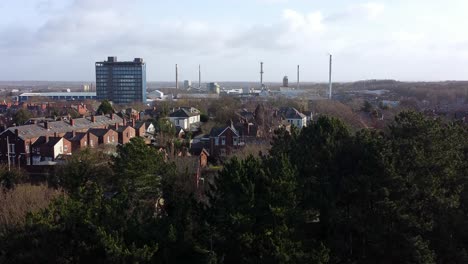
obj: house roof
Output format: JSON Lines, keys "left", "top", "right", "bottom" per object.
{"left": 175, "top": 126, "right": 185, "bottom": 134}
{"left": 31, "top": 136, "right": 47, "bottom": 148}
{"left": 169, "top": 108, "right": 199, "bottom": 118}
{"left": 237, "top": 110, "right": 255, "bottom": 122}
{"left": 69, "top": 132, "right": 87, "bottom": 142}
{"left": 44, "top": 137, "right": 62, "bottom": 148}
{"left": 89, "top": 128, "right": 112, "bottom": 137}
{"left": 209, "top": 126, "right": 239, "bottom": 137}
{"left": 1, "top": 114, "right": 122, "bottom": 140}
{"left": 279, "top": 107, "right": 306, "bottom": 119}
{"left": 114, "top": 125, "right": 134, "bottom": 133}
{"left": 134, "top": 121, "right": 146, "bottom": 129}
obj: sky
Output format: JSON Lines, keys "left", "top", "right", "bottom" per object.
{"left": 1, "top": 0, "right": 468, "bottom": 82}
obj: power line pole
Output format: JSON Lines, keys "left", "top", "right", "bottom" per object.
{"left": 7, "top": 136, "right": 10, "bottom": 171}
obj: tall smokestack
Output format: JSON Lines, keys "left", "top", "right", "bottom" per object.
{"left": 329, "top": 54, "right": 333, "bottom": 100}
{"left": 198, "top": 64, "right": 201, "bottom": 89}
{"left": 175, "top": 64, "right": 179, "bottom": 89}
{"left": 297, "top": 65, "right": 300, "bottom": 89}
{"left": 260, "top": 62, "right": 264, "bottom": 88}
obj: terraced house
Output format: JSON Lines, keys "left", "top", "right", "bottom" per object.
{"left": 0, "top": 114, "right": 123, "bottom": 166}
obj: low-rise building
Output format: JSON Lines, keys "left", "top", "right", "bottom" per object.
{"left": 114, "top": 125, "right": 135, "bottom": 145}
{"left": 209, "top": 124, "right": 243, "bottom": 158}
{"left": 168, "top": 107, "right": 201, "bottom": 131}
{"left": 89, "top": 128, "right": 118, "bottom": 145}
{"left": 278, "top": 107, "right": 307, "bottom": 129}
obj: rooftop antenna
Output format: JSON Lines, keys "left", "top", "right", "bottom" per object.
{"left": 260, "top": 62, "right": 264, "bottom": 88}
{"left": 198, "top": 64, "right": 201, "bottom": 89}
{"left": 297, "top": 65, "right": 300, "bottom": 89}
{"left": 329, "top": 54, "right": 333, "bottom": 100}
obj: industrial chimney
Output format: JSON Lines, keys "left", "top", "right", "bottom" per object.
{"left": 260, "top": 62, "right": 264, "bottom": 88}
{"left": 175, "top": 64, "right": 179, "bottom": 90}
{"left": 198, "top": 64, "right": 201, "bottom": 89}
{"left": 297, "top": 65, "right": 300, "bottom": 89}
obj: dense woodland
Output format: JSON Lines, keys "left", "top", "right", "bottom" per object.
{"left": 0, "top": 111, "right": 467, "bottom": 263}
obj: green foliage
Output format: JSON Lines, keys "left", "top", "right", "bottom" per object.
{"left": 206, "top": 155, "right": 317, "bottom": 263}
{"left": 12, "top": 109, "right": 32, "bottom": 125}
{"left": 1, "top": 110, "right": 467, "bottom": 263}
{"left": 113, "top": 137, "right": 169, "bottom": 200}
{"left": 156, "top": 118, "right": 176, "bottom": 137}
{"left": 51, "top": 148, "right": 113, "bottom": 196}
{"left": 268, "top": 111, "right": 468, "bottom": 263}
{"left": 0, "top": 166, "right": 25, "bottom": 190}
{"left": 200, "top": 113, "right": 209, "bottom": 123}
{"left": 97, "top": 100, "right": 114, "bottom": 115}
{"left": 361, "top": 100, "right": 373, "bottom": 112}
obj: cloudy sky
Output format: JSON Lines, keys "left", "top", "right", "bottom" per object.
{"left": 1, "top": 0, "right": 468, "bottom": 82}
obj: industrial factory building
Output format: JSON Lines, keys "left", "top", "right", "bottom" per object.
{"left": 18, "top": 92, "right": 97, "bottom": 102}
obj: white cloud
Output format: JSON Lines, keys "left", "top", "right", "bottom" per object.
{"left": 283, "top": 9, "right": 325, "bottom": 33}
{"left": 360, "top": 2, "right": 385, "bottom": 20}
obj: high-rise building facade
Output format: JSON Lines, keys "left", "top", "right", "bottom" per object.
{"left": 96, "top": 57, "right": 147, "bottom": 104}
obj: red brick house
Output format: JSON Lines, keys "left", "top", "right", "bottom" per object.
{"left": 31, "top": 136, "right": 71, "bottom": 164}
{"left": 115, "top": 125, "right": 135, "bottom": 145}
{"left": 39, "top": 137, "right": 72, "bottom": 160}
{"left": 65, "top": 131, "right": 98, "bottom": 152}
{"left": 133, "top": 121, "right": 146, "bottom": 138}
{"left": 89, "top": 128, "right": 117, "bottom": 146}
{"left": 209, "top": 125, "right": 243, "bottom": 158}
{"left": 0, "top": 114, "right": 122, "bottom": 166}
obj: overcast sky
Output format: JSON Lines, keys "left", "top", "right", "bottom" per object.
{"left": 1, "top": 0, "right": 468, "bottom": 82}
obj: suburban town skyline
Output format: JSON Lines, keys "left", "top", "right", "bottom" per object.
{"left": 1, "top": 0, "right": 468, "bottom": 82}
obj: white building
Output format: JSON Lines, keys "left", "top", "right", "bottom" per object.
{"left": 168, "top": 107, "right": 201, "bottom": 131}
{"left": 279, "top": 107, "right": 308, "bottom": 129}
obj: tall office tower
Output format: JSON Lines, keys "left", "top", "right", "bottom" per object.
{"left": 95, "top": 56, "right": 147, "bottom": 104}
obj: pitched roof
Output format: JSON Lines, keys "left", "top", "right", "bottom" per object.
{"left": 209, "top": 126, "right": 239, "bottom": 137}
{"left": 114, "top": 125, "right": 134, "bottom": 133}
{"left": 279, "top": 107, "right": 306, "bottom": 119}
{"left": 44, "top": 137, "right": 62, "bottom": 147}
{"left": 169, "top": 108, "right": 199, "bottom": 118}
{"left": 134, "top": 121, "right": 146, "bottom": 129}
{"left": 89, "top": 128, "right": 112, "bottom": 137}
{"left": 31, "top": 136, "right": 47, "bottom": 148}
{"left": 1, "top": 115, "right": 122, "bottom": 140}
{"left": 69, "top": 132, "right": 87, "bottom": 142}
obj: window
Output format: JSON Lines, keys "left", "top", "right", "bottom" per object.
{"left": 221, "top": 136, "right": 226, "bottom": 145}
{"left": 107, "top": 136, "right": 110, "bottom": 143}
{"left": 90, "top": 139, "right": 94, "bottom": 147}
{"left": 233, "top": 137, "right": 238, "bottom": 146}
{"left": 215, "top": 137, "right": 219, "bottom": 146}
{"left": 297, "top": 120, "right": 300, "bottom": 126}
{"left": 112, "top": 136, "right": 115, "bottom": 142}
{"left": 64, "top": 145, "right": 68, "bottom": 152}
{"left": 25, "top": 145, "right": 29, "bottom": 152}
{"left": 8, "top": 144, "right": 15, "bottom": 154}
{"left": 84, "top": 141, "right": 87, "bottom": 146}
